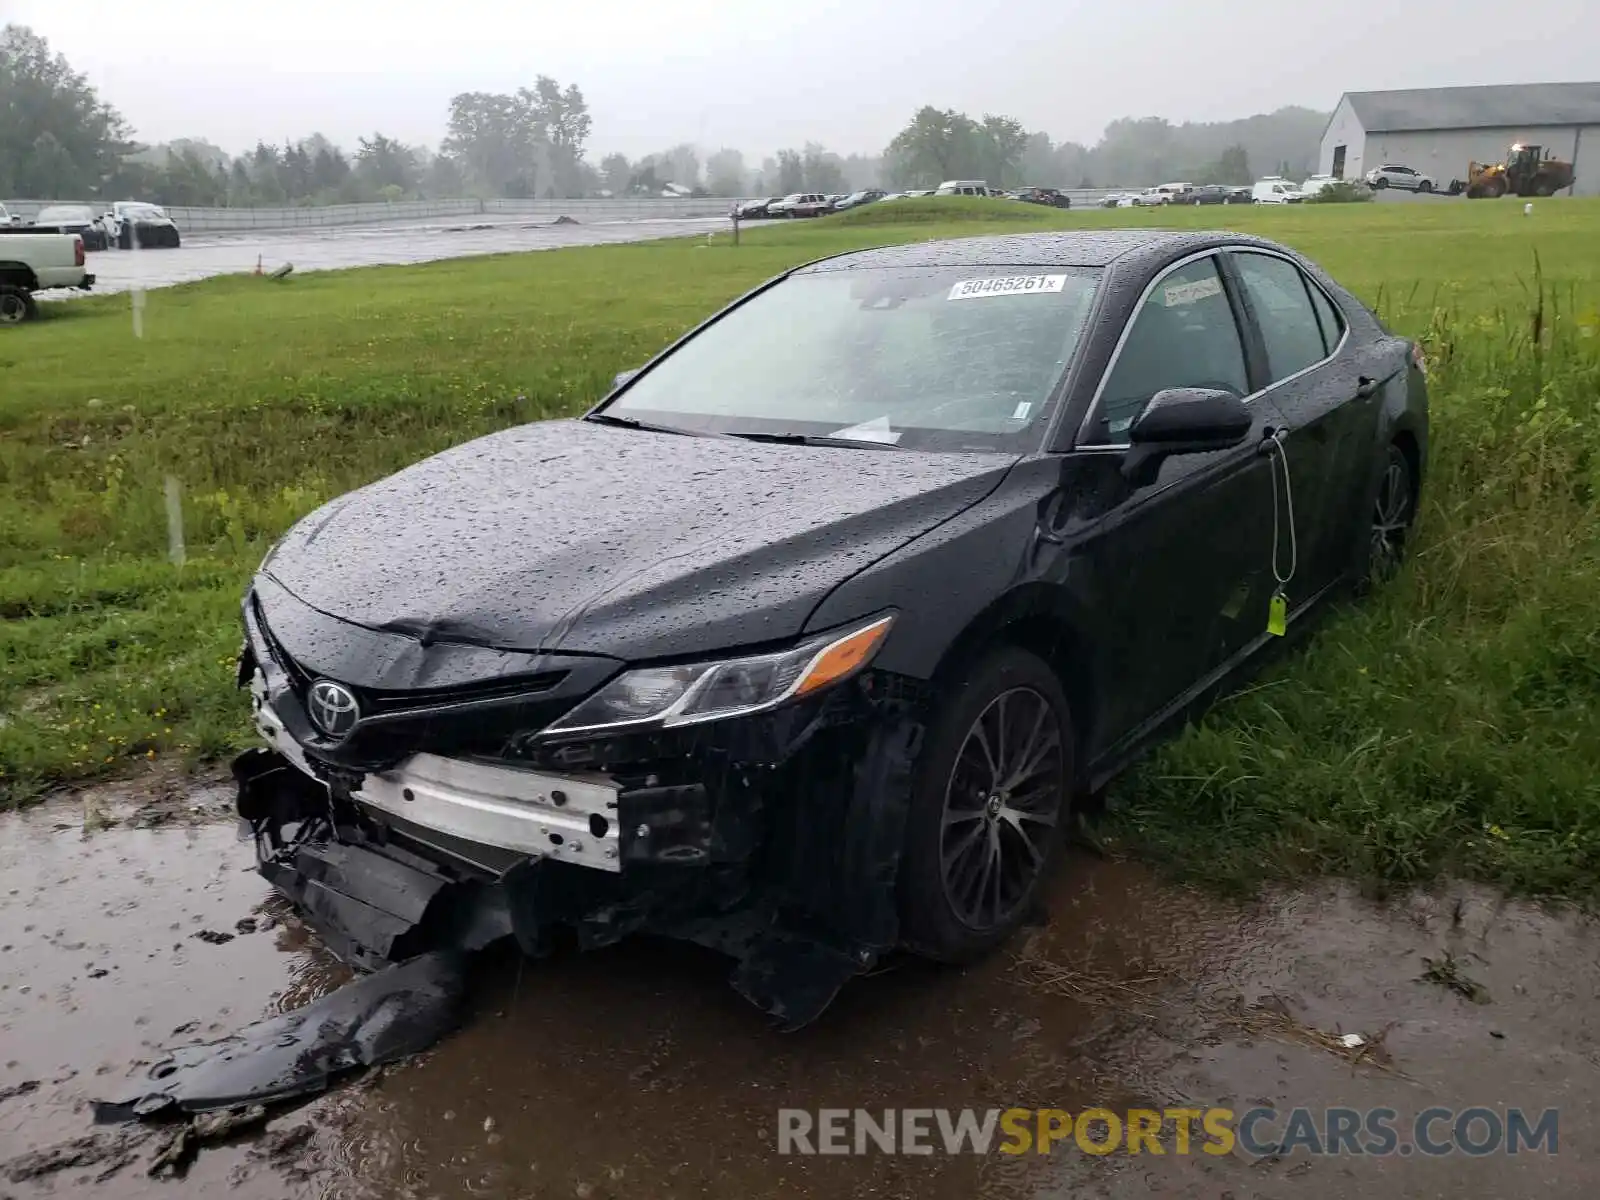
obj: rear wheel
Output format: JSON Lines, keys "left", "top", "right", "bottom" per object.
{"left": 0, "top": 285, "right": 37, "bottom": 325}
{"left": 899, "top": 647, "right": 1073, "bottom": 962}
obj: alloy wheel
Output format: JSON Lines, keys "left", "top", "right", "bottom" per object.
{"left": 1370, "top": 449, "right": 1413, "bottom": 577}
{"left": 939, "top": 687, "right": 1065, "bottom": 930}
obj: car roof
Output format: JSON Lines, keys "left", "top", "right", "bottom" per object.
{"left": 796, "top": 230, "right": 1252, "bottom": 272}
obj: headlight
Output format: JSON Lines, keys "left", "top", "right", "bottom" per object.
{"left": 542, "top": 613, "right": 895, "bottom": 738}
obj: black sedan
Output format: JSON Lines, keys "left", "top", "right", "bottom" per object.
{"left": 1183, "top": 185, "right": 1240, "bottom": 206}
{"left": 1014, "top": 186, "right": 1072, "bottom": 208}
{"left": 235, "top": 231, "right": 1427, "bottom": 1025}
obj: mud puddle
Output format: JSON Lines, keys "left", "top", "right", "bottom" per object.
{"left": 3, "top": 782, "right": 1596, "bottom": 1198}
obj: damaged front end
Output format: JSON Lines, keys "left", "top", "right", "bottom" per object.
{"left": 234, "top": 584, "right": 927, "bottom": 1028}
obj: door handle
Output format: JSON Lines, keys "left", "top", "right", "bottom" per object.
{"left": 1355, "top": 376, "right": 1381, "bottom": 399}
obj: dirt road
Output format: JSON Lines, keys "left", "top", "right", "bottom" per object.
{"left": 2, "top": 778, "right": 1595, "bottom": 1198}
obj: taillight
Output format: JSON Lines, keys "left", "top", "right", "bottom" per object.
{"left": 74, "top": 236, "right": 85, "bottom": 267}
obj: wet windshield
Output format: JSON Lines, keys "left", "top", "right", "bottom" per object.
{"left": 604, "top": 265, "right": 1101, "bottom": 451}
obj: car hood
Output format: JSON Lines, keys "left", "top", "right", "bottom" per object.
{"left": 261, "top": 419, "right": 1016, "bottom": 662}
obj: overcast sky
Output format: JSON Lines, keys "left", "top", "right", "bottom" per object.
{"left": 8, "top": 0, "right": 1596, "bottom": 159}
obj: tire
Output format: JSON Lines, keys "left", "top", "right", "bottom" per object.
{"left": 167, "top": 228, "right": 181, "bottom": 248}
{"left": 0, "top": 285, "right": 37, "bottom": 325}
{"left": 1356, "top": 442, "right": 1418, "bottom": 590}
{"left": 1418, "top": 179, "right": 1432, "bottom": 193}
{"left": 1374, "top": 177, "right": 1388, "bottom": 189}
{"left": 1534, "top": 179, "right": 1557, "bottom": 198}
{"left": 117, "top": 226, "right": 132, "bottom": 249}
{"left": 899, "top": 646, "right": 1075, "bottom": 962}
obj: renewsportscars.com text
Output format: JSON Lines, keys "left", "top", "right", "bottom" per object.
{"left": 777, "top": 1106, "right": 1559, "bottom": 1158}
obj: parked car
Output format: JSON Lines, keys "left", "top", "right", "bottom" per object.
{"left": 1227, "top": 186, "right": 1253, "bottom": 204}
{"left": 833, "top": 190, "right": 886, "bottom": 211}
{"left": 0, "top": 231, "right": 96, "bottom": 323}
{"left": 1299, "top": 175, "right": 1344, "bottom": 198}
{"left": 1013, "top": 186, "right": 1071, "bottom": 209}
{"left": 29, "top": 204, "right": 111, "bottom": 250}
{"left": 235, "top": 229, "right": 1427, "bottom": 1027}
{"left": 1153, "top": 182, "right": 1195, "bottom": 204}
{"left": 0, "top": 203, "right": 23, "bottom": 226}
{"left": 1130, "top": 188, "right": 1168, "bottom": 207}
{"left": 735, "top": 197, "right": 782, "bottom": 219}
{"left": 1252, "top": 178, "right": 1306, "bottom": 204}
{"left": 1364, "top": 164, "right": 1435, "bottom": 193}
{"left": 1181, "top": 185, "right": 1235, "bottom": 206}
{"left": 770, "top": 193, "right": 830, "bottom": 218}
{"left": 104, "top": 201, "right": 182, "bottom": 248}
{"left": 1100, "top": 192, "right": 1131, "bottom": 208}
{"left": 935, "top": 180, "right": 993, "bottom": 196}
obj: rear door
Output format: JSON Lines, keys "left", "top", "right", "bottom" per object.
{"left": 1060, "top": 253, "right": 1286, "bottom": 754}
{"left": 1223, "top": 249, "right": 1391, "bottom": 600}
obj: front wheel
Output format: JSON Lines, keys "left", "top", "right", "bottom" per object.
{"left": 899, "top": 646, "right": 1074, "bottom": 962}
{"left": 1374, "top": 177, "right": 1389, "bottom": 189}
{"left": 1418, "top": 179, "right": 1433, "bottom": 193}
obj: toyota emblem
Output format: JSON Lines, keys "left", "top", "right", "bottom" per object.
{"left": 307, "top": 679, "right": 360, "bottom": 740}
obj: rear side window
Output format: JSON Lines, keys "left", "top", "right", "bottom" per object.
{"left": 1232, "top": 252, "right": 1329, "bottom": 381}
{"left": 1305, "top": 277, "right": 1345, "bottom": 355}
{"left": 1087, "top": 256, "right": 1249, "bottom": 443}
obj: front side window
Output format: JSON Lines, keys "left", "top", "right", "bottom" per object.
{"left": 1232, "top": 252, "right": 1330, "bottom": 381}
{"left": 606, "top": 265, "right": 1102, "bottom": 452}
{"left": 1084, "top": 256, "right": 1249, "bottom": 445}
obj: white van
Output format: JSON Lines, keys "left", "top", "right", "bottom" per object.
{"left": 935, "top": 180, "right": 993, "bottom": 196}
{"left": 1252, "top": 177, "right": 1305, "bottom": 204}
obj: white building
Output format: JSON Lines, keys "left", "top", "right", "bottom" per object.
{"left": 1319, "top": 83, "right": 1600, "bottom": 195}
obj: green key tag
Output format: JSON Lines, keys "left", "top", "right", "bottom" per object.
{"left": 1267, "top": 591, "right": 1288, "bottom": 637}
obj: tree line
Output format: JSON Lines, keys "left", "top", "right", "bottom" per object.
{"left": 3, "top": 22, "right": 1325, "bottom": 208}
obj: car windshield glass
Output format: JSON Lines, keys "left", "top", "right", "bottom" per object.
{"left": 120, "top": 204, "right": 163, "bottom": 219}
{"left": 38, "top": 206, "right": 91, "bottom": 223}
{"left": 604, "top": 266, "right": 1102, "bottom": 452}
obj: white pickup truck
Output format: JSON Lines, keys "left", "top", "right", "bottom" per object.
{"left": 0, "top": 229, "right": 97, "bottom": 324}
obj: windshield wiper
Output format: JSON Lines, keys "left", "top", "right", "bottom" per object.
{"left": 722, "top": 431, "right": 904, "bottom": 451}
{"left": 584, "top": 412, "right": 709, "bottom": 437}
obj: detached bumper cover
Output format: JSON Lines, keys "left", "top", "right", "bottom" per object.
{"left": 235, "top": 670, "right": 928, "bottom": 1027}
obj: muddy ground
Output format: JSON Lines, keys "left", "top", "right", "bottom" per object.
{"left": 2, "top": 775, "right": 1596, "bottom": 1199}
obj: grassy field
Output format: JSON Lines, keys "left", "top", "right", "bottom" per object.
{"left": 3, "top": 196, "right": 1597, "bottom": 896}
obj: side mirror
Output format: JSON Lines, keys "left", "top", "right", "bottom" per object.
{"left": 1121, "top": 387, "right": 1251, "bottom": 484}
{"left": 611, "top": 368, "right": 640, "bottom": 390}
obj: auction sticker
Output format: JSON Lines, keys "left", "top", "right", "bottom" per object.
{"left": 948, "top": 274, "right": 1068, "bottom": 301}
{"left": 1162, "top": 276, "right": 1223, "bottom": 307}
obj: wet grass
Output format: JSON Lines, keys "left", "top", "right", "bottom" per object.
{"left": 2, "top": 196, "right": 1598, "bottom": 900}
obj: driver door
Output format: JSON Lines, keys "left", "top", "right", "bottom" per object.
{"left": 1060, "top": 254, "right": 1285, "bottom": 757}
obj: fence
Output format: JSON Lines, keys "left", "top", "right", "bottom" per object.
{"left": 2, "top": 196, "right": 739, "bottom": 232}
{"left": 6, "top": 191, "right": 1148, "bottom": 233}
